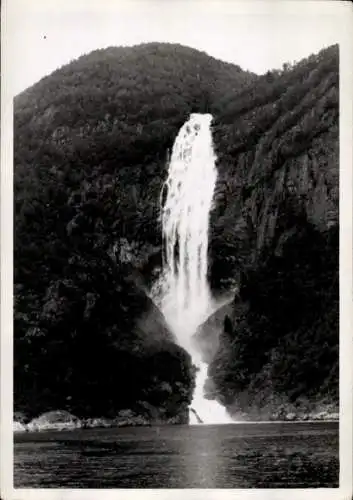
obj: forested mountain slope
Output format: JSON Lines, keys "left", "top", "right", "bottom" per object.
{"left": 14, "top": 42, "right": 338, "bottom": 421}
{"left": 14, "top": 43, "right": 254, "bottom": 421}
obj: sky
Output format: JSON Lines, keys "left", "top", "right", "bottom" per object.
{"left": 4, "top": 0, "right": 350, "bottom": 96}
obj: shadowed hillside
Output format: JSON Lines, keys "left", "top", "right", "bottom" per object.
{"left": 14, "top": 42, "right": 338, "bottom": 421}
{"left": 14, "top": 43, "right": 254, "bottom": 422}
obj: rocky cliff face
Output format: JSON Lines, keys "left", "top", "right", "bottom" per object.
{"left": 14, "top": 42, "right": 338, "bottom": 421}
{"left": 209, "top": 45, "right": 338, "bottom": 291}
{"left": 199, "top": 223, "right": 338, "bottom": 418}
{"left": 195, "top": 45, "right": 339, "bottom": 418}
{"left": 193, "top": 299, "right": 235, "bottom": 364}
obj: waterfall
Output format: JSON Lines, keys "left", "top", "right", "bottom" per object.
{"left": 155, "top": 113, "right": 232, "bottom": 425}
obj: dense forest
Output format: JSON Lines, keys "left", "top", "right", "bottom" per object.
{"left": 14, "top": 42, "right": 338, "bottom": 421}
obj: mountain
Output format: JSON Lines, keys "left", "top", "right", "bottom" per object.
{"left": 14, "top": 42, "right": 254, "bottom": 421}
{"left": 14, "top": 42, "right": 338, "bottom": 421}
{"left": 206, "top": 44, "right": 339, "bottom": 418}
{"left": 15, "top": 42, "right": 256, "bottom": 287}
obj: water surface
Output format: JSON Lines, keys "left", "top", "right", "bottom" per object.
{"left": 14, "top": 421, "right": 339, "bottom": 488}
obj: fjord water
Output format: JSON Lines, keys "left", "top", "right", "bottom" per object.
{"left": 14, "top": 422, "right": 339, "bottom": 488}
{"left": 155, "top": 113, "right": 232, "bottom": 424}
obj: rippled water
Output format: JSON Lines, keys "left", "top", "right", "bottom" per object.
{"left": 14, "top": 422, "right": 339, "bottom": 488}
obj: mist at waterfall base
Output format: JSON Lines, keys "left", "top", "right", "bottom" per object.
{"left": 153, "top": 113, "right": 233, "bottom": 425}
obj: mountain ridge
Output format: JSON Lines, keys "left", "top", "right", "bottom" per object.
{"left": 14, "top": 42, "right": 338, "bottom": 421}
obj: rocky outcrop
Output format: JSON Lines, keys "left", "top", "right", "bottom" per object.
{"left": 25, "top": 411, "right": 82, "bottom": 432}
{"left": 229, "top": 396, "right": 339, "bottom": 422}
{"left": 14, "top": 407, "right": 193, "bottom": 433}
{"left": 14, "top": 422, "right": 27, "bottom": 433}
{"left": 193, "top": 298, "right": 235, "bottom": 364}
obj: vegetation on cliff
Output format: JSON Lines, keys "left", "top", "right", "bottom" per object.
{"left": 14, "top": 42, "right": 338, "bottom": 419}
{"left": 208, "top": 220, "right": 338, "bottom": 415}
{"left": 14, "top": 42, "right": 253, "bottom": 420}
{"left": 210, "top": 44, "right": 338, "bottom": 290}
{"left": 15, "top": 249, "right": 195, "bottom": 420}
{"left": 205, "top": 45, "right": 339, "bottom": 414}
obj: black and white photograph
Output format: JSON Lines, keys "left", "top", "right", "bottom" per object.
{"left": 1, "top": 0, "right": 352, "bottom": 498}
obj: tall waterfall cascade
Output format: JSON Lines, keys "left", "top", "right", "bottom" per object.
{"left": 154, "top": 113, "right": 232, "bottom": 425}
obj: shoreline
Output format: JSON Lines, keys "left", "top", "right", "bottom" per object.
{"left": 14, "top": 417, "right": 339, "bottom": 434}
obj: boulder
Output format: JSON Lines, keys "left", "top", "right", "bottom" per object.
{"left": 27, "top": 410, "right": 82, "bottom": 431}
{"left": 14, "top": 421, "right": 27, "bottom": 432}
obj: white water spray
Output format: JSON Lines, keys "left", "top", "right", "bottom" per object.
{"left": 156, "top": 113, "right": 232, "bottom": 425}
